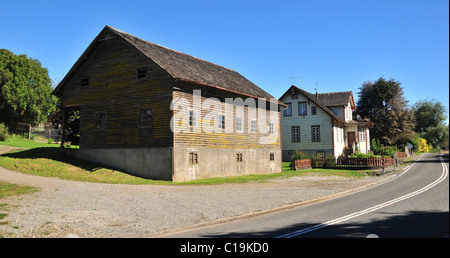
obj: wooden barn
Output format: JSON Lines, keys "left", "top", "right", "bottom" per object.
{"left": 53, "top": 26, "right": 284, "bottom": 182}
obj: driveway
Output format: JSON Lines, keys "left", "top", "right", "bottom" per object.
{"left": 0, "top": 146, "right": 391, "bottom": 238}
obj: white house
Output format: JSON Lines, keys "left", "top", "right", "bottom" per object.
{"left": 280, "top": 85, "right": 372, "bottom": 161}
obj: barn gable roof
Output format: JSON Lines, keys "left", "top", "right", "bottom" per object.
{"left": 54, "top": 26, "right": 275, "bottom": 101}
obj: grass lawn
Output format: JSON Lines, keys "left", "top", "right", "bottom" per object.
{"left": 0, "top": 136, "right": 375, "bottom": 185}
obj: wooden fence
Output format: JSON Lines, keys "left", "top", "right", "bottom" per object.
{"left": 8, "top": 123, "right": 60, "bottom": 142}
{"left": 293, "top": 152, "right": 406, "bottom": 170}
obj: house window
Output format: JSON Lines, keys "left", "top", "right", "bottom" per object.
{"left": 316, "top": 151, "right": 325, "bottom": 158}
{"left": 189, "top": 110, "right": 197, "bottom": 127}
{"left": 136, "top": 67, "right": 148, "bottom": 79}
{"left": 140, "top": 108, "right": 153, "bottom": 126}
{"left": 251, "top": 120, "right": 257, "bottom": 133}
{"left": 95, "top": 112, "right": 107, "bottom": 129}
{"left": 298, "top": 102, "right": 307, "bottom": 116}
{"left": 218, "top": 115, "right": 225, "bottom": 130}
{"left": 236, "top": 153, "right": 243, "bottom": 162}
{"left": 270, "top": 153, "right": 275, "bottom": 161}
{"left": 291, "top": 92, "right": 298, "bottom": 99}
{"left": 236, "top": 117, "right": 242, "bottom": 132}
{"left": 292, "top": 126, "right": 300, "bottom": 143}
{"left": 336, "top": 126, "right": 344, "bottom": 142}
{"left": 311, "top": 106, "right": 317, "bottom": 115}
{"left": 311, "top": 125, "right": 320, "bottom": 142}
{"left": 284, "top": 103, "right": 292, "bottom": 116}
{"left": 80, "top": 78, "right": 89, "bottom": 87}
{"left": 336, "top": 127, "right": 341, "bottom": 142}
{"left": 189, "top": 152, "right": 198, "bottom": 165}
{"left": 359, "top": 127, "right": 366, "bottom": 141}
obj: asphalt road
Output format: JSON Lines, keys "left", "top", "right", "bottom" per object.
{"left": 161, "top": 153, "right": 449, "bottom": 238}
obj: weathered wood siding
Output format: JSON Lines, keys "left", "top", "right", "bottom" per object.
{"left": 172, "top": 83, "right": 281, "bottom": 151}
{"left": 61, "top": 37, "right": 173, "bottom": 148}
{"left": 171, "top": 83, "right": 282, "bottom": 181}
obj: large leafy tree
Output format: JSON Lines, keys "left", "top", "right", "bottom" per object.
{"left": 356, "top": 77, "right": 415, "bottom": 146}
{"left": 0, "top": 49, "right": 57, "bottom": 125}
{"left": 413, "top": 99, "right": 448, "bottom": 148}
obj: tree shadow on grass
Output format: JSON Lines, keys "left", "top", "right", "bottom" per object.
{"left": 0, "top": 147, "right": 105, "bottom": 172}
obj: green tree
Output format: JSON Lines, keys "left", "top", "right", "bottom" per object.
{"left": 413, "top": 99, "right": 447, "bottom": 132}
{"left": 0, "top": 49, "right": 57, "bottom": 125}
{"left": 356, "top": 77, "right": 415, "bottom": 146}
{"left": 413, "top": 99, "right": 448, "bottom": 149}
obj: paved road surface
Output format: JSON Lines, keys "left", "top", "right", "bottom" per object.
{"left": 161, "top": 153, "right": 449, "bottom": 238}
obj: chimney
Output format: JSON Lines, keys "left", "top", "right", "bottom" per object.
{"left": 315, "top": 91, "right": 318, "bottom": 100}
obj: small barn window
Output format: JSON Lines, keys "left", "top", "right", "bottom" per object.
{"left": 250, "top": 120, "right": 257, "bottom": 133}
{"left": 218, "top": 115, "right": 225, "bottom": 129}
{"left": 270, "top": 153, "right": 275, "bottom": 161}
{"left": 95, "top": 112, "right": 107, "bottom": 129}
{"left": 140, "top": 108, "right": 153, "bottom": 126}
{"left": 189, "top": 110, "right": 197, "bottom": 127}
{"left": 236, "top": 117, "right": 242, "bottom": 132}
{"left": 136, "top": 67, "right": 148, "bottom": 79}
{"left": 189, "top": 152, "right": 198, "bottom": 165}
{"left": 269, "top": 123, "right": 274, "bottom": 134}
{"left": 80, "top": 78, "right": 89, "bottom": 87}
{"left": 236, "top": 153, "right": 243, "bottom": 162}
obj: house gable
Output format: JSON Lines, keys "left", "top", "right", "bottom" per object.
{"left": 279, "top": 86, "right": 344, "bottom": 123}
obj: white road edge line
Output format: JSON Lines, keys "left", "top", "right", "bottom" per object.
{"left": 276, "top": 154, "right": 448, "bottom": 238}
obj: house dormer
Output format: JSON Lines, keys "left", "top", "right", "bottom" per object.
{"left": 316, "top": 91, "right": 355, "bottom": 122}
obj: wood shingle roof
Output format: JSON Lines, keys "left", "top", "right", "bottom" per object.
{"left": 54, "top": 26, "right": 275, "bottom": 101}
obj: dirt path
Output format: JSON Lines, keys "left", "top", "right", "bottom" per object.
{"left": 0, "top": 145, "right": 391, "bottom": 238}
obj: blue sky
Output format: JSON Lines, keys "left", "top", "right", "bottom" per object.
{"left": 2, "top": 0, "right": 449, "bottom": 123}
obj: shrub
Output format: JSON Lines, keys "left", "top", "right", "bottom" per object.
{"left": 381, "top": 145, "right": 398, "bottom": 157}
{"left": 371, "top": 138, "right": 383, "bottom": 155}
{"left": 290, "top": 151, "right": 311, "bottom": 169}
{"left": 349, "top": 151, "right": 382, "bottom": 158}
{"left": 48, "top": 138, "right": 54, "bottom": 144}
{"left": 0, "top": 123, "right": 10, "bottom": 141}
{"left": 418, "top": 138, "right": 429, "bottom": 153}
{"left": 290, "top": 151, "right": 310, "bottom": 160}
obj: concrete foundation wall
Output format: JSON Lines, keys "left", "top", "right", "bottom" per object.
{"left": 173, "top": 146, "right": 282, "bottom": 182}
{"left": 73, "top": 147, "right": 173, "bottom": 180}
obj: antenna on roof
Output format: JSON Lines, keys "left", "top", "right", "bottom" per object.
{"left": 289, "top": 57, "right": 302, "bottom": 85}
{"left": 315, "top": 81, "right": 319, "bottom": 100}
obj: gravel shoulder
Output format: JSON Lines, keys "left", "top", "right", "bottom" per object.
{"left": 0, "top": 146, "right": 397, "bottom": 238}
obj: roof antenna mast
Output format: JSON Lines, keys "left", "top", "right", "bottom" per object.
{"left": 315, "top": 81, "right": 319, "bottom": 100}
{"left": 289, "top": 57, "right": 302, "bottom": 85}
